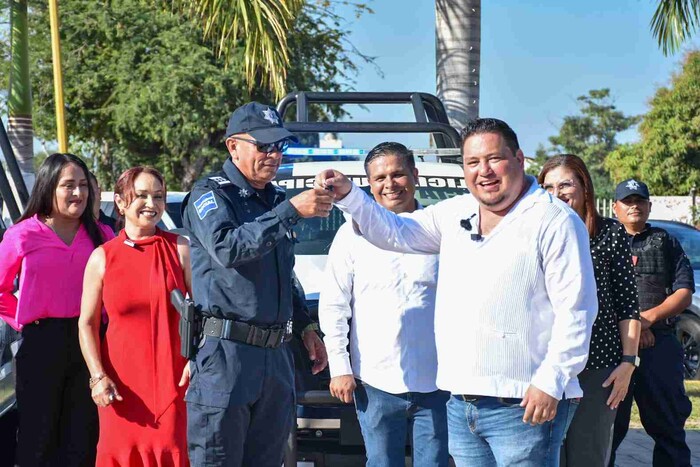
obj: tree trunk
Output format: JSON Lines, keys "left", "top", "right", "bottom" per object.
{"left": 98, "top": 139, "right": 113, "bottom": 189}
{"left": 436, "top": 0, "right": 481, "bottom": 131}
{"left": 180, "top": 154, "right": 208, "bottom": 191}
{"left": 8, "top": 0, "right": 35, "bottom": 192}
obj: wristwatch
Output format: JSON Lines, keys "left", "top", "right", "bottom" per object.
{"left": 621, "top": 355, "right": 640, "bottom": 367}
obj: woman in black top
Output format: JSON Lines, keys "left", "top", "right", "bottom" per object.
{"left": 539, "top": 154, "right": 640, "bottom": 467}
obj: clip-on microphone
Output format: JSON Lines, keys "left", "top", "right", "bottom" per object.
{"left": 460, "top": 213, "right": 482, "bottom": 241}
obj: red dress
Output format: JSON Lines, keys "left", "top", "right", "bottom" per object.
{"left": 97, "top": 229, "right": 189, "bottom": 466}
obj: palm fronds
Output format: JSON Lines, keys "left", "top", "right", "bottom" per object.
{"left": 651, "top": 0, "right": 700, "bottom": 56}
{"left": 173, "top": 0, "right": 304, "bottom": 99}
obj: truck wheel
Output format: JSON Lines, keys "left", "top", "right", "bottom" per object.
{"left": 677, "top": 313, "right": 700, "bottom": 380}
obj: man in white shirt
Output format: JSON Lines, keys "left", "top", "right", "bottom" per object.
{"left": 314, "top": 119, "right": 598, "bottom": 467}
{"left": 319, "top": 142, "right": 449, "bottom": 467}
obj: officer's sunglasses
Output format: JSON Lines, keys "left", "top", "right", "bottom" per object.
{"left": 229, "top": 136, "right": 289, "bottom": 154}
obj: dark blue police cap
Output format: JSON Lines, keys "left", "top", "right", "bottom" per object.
{"left": 225, "top": 102, "right": 298, "bottom": 144}
{"left": 615, "top": 178, "right": 650, "bottom": 201}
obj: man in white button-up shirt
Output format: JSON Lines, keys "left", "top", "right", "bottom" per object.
{"left": 319, "top": 142, "right": 449, "bottom": 466}
{"left": 315, "top": 119, "right": 598, "bottom": 467}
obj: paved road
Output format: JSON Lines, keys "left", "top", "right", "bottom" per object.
{"left": 296, "top": 429, "right": 700, "bottom": 466}
{"left": 615, "top": 429, "right": 700, "bottom": 466}
{"left": 1, "top": 410, "right": 696, "bottom": 467}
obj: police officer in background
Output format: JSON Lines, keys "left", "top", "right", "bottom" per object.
{"left": 609, "top": 179, "right": 694, "bottom": 467}
{"left": 183, "top": 102, "right": 330, "bottom": 466}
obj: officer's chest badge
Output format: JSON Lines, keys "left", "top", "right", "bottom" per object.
{"left": 239, "top": 188, "right": 250, "bottom": 198}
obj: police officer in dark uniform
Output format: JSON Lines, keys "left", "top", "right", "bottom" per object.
{"left": 182, "top": 102, "right": 331, "bottom": 466}
{"left": 609, "top": 179, "right": 694, "bottom": 467}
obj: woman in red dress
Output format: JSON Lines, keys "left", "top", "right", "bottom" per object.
{"left": 79, "top": 167, "right": 191, "bottom": 466}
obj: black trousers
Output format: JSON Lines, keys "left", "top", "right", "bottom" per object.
{"left": 186, "top": 338, "right": 295, "bottom": 467}
{"left": 609, "top": 331, "right": 692, "bottom": 467}
{"left": 15, "top": 318, "right": 97, "bottom": 467}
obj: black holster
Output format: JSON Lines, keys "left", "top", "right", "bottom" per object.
{"left": 170, "top": 289, "right": 202, "bottom": 360}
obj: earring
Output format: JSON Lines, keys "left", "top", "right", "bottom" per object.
{"left": 119, "top": 209, "right": 124, "bottom": 215}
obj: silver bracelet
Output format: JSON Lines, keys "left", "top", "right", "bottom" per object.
{"left": 89, "top": 373, "right": 106, "bottom": 389}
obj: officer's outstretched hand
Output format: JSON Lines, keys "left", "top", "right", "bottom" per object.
{"left": 302, "top": 329, "right": 328, "bottom": 374}
{"left": 315, "top": 169, "right": 352, "bottom": 200}
{"left": 290, "top": 188, "right": 334, "bottom": 218}
{"left": 330, "top": 375, "right": 356, "bottom": 404}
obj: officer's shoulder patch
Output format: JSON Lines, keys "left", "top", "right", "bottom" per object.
{"left": 208, "top": 176, "right": 233, "bottom": 187}
{"left": 193, "top": 191, "right": 218, "bottom": 220}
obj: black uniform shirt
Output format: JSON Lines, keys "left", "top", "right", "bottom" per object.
{"left": 628, "top": 224, "right": 695, "bottom": 293}
{"left": 182, "top": 158, "right": 313, "bottom": 333}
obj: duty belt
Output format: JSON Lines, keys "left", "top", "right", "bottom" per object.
{"left": 202, "top": 317, "right": 292, "bottom": 348}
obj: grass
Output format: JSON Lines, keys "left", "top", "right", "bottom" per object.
{"left": 630, "top": 381, "right": 700, "bottom": 429}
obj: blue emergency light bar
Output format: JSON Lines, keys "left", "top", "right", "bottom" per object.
{"left": 284, "top": 147, "right": 367, "bottom": 157}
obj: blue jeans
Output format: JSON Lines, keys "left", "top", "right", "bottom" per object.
{"left": 447, "top": 395, "right": 577, "bottom": 467}
{"left": 354, "top": 382, "right": 450, "bottom": 467}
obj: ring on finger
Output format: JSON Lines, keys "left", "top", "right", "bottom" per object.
{"left": 109, "top": 393, "right": 115, "bottom": 402}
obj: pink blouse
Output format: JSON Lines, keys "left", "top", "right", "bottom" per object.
{"left": 0, "top": 215, "right": 115, "bottom": 330}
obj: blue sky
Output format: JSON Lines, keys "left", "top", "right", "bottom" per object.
{"left": 332, "top": 0, "right": 700, "bottom": 156}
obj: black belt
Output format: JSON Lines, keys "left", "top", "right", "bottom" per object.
{"left": 456, "top": 394, "right": 522, "bottom": 404}
{"left": 202, "top": 317, "right": 292, "bottom": 348}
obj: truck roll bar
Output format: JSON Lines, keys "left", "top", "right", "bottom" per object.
{"left": 277, "top": 91, "right": 460, "bottom": 149}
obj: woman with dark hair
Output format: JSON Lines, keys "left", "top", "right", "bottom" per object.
{"left": 79, "top": 166, "right": 191, "bottom": 466}
{"left": 538, "top": 154, "right": 641, "bottom": 467}
{"left": 0, "top": 153, "right": 114, "bottom": 466}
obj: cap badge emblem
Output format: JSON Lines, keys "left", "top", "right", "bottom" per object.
{"left": 626, "top": 180, "right": 640, "bottom": 190}
{"left": 262, "top": 108, "right": 279, "bottom": 125}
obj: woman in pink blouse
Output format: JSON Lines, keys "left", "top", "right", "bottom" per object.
{"left": 0, "top": 153, "right": 114, "bottom": 466}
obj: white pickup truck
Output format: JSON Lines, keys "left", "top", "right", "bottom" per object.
{"left": 273, "top": 159, "right": 467, "bottom": 301}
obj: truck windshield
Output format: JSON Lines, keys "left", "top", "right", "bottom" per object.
{"left": 276, "top": 175, "right": 468, "bottom": 255}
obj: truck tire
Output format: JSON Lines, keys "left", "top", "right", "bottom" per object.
{"left": 676, "top": 313, "right": 700, "bottom": 380}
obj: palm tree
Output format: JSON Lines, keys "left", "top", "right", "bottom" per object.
{"left": 435, "top": 0, "right": 481, "bottom": 131}
{"left": 172, "top": 0, "right": 304, "bottom": 99}
{"left": 8, "top": 0, "right": 34, "bottom": 193}
{"left": 8, "top": 0, "right": 300, "bottom": 191}
{"left": 651, "top": 0, "right": 700, "bottom": 55}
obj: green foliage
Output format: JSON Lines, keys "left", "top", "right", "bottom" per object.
{"left": 651, "top": 0, "right": 700, "bottom": 56}
{"left": 169, "top": 0, "right": 304, "bottom": 99}
{"left": 3, "top": 0, "right": 369, "bottom": 190}
{"left": 525, "top": 144, "right": 549, "bottom": 177}
{"left": 606, "top": 50, "right": 700, "bottom": 195}
{"left": 534, "top": 89, "right": 640, "bottom": 198}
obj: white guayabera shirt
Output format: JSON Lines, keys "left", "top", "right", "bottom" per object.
{"left": 319, "top": 206, "right": 440, "bottom": 395}
{"left": 333, "top": 176, "right": 599, "bottom": 400}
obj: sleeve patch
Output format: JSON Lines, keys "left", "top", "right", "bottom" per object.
{"left": 194, "top": 191, "right": 218, "bottom": 220}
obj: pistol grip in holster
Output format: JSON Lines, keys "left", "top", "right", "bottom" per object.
{"left": 170, "top": 289, "right": 202, "bottom": 360}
